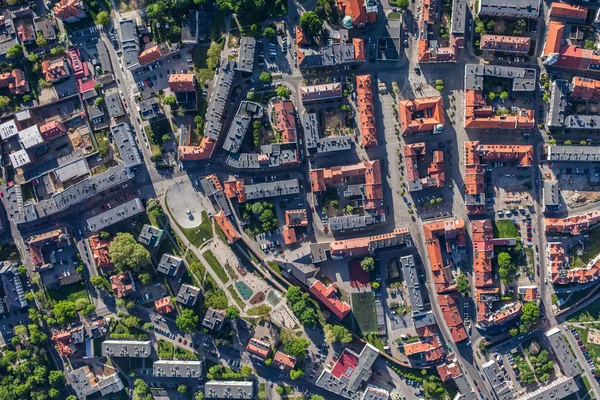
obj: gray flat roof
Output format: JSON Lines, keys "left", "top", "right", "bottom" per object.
{"left": 101, "top": 340, "right": 152, "bottom": 358}
{"left": 400, "top": 255, "right": 427, "bottom": 318}
{"left": 451, "top": 0, "right": 466, "bottom": 34}
{"left": 223, "top": 101, "right": 262, "bottom": 153}
{"left": 111, "top": 123, "right": 142, "bottom": 169}
{"left": 153, "top": 360, "right": 202, "bottom": 378}
{"left": 67, "top": 366, "right": 124, "bottom": 399}
{"left": 547, "top": 145, "right": 600, "bottom": 162}
{"left": 205, "top": 380, "right": 254, "bottom": 399}
{"left": 237, "top": 36, "right": 256, "bottom": 73}
{"left": 105, "top": 88, "right": 125, "bottom": 118}
{"left": 464, "top": 64, "right": 536, "bottom": 92}
{"left": 157, "top": 253, "right": 183, "bottom": 277}
{"left": 478, "top": 0, "right": 540, "bottom": 18}
{"left": 139, "top": 97, "right": 162, "bottom": 120}
{"left": 482, "top": 360, "right": 513, "bottom": 400}
{"left": 18, "top": 125, "right": 43, "bottom": 149}
{"left": 177, "top": 283, "right": 201, "bottom": 307}
{"left": 545, "top": 327, "right": 582, "bottom": 377}
{"left": 96, "top": 41, "right": 112, "bottom": 73}
{"left": 328, "top": 215, "right": 380, "bottom": 231}
{"left": 9, "top": 149, "right": 31, "bottom": 168}
{"left": 122, "top": 47, "right": 139, "bottom": 69}
{"left": 86, "top": 198, "right": 144, "bottom": 231}
{"left": 518, "top": 376, "right": 577, "bottom": 400}
{"left": 548, "top": 80, "right": 569, "bottom": 128}
{"left": 204, "top": 59, "right": 236, "bottom": 140}
{"left": 119, "top": 20, "right": 137, "bottom": 46}
{"left": 226, "top": 146, "right": 299, "bottom": 169}
{"left": 0, "top": 119, "right": 18, "bottom": 140}
{"left": 543, "top": 180, "right": 560, "bottom": 207}
{"left": 244, "top": 179, "right": 300, "bottom": 200}
{"left": 302, "top": 113, "right": 352, "bottom": 155}
{"left": 54, "top": 158, "right": 89, "bottom": 183}
{"left": 564, "top": 115, "right": 600, "bottom": 130}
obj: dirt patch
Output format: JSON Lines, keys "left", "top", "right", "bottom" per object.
{"left": 118, "top": 0, "right": 147, "bottom": 12}
{"left": 323, "top": 110, "right": 348, "bottom": 137}
{"left": 494, "top": 20, "right": 506, "bottom": 35}
{"left": 249, "top": 291, "right": 265, "bottom": 305}
{"left": 588, "top": 331, "right": 600, "bottom": 345}
{"left": 560, "top": 174, "right": 600, "bottom": 209}
{"left": 68, "top": 129, "right": 94, "bottom": 155}
{"left": 237, "top": 266, "right": 248, "bottom": 276}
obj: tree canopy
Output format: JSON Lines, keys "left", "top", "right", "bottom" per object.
{"left": 360, "top": 257, "right": 375, "bottom": 272}
{"left": 97, "top": 11, "right": 110, "bottom": 25}
{"left": 520, "top": 301, "right": 540, "bottom": 326}
{"left": 323, "top": 324, "right": 353, "bottom": 343}
{"left": 300, "top": 12, "right": 323, "bottom": 36}
{"left": 283, "top": 337, "right": 311, "bottom": 359}
{"left": 176, "top": 308, "right": 199, "bottom": 333}
{"left": 109, "top": 232, "right": 151, "bottom": 272}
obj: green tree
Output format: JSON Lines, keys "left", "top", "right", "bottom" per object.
{"left": 580, "top": 140, "right": 588, "bottom": 145}
{"left": 139, "top": 273, "right": 152, "bottom": 285}
{"left": 11, "top": 336, "right": 20, "bottom": 346}
{"left": 259, "top": 71, "right": 272, "bottom": 82}
{"left": 195, "top": 392, "right": 205, "bottom": 400}
{"left": 246, "top": 91, "right": 255, "bottom": 101}
{"left": 475, "top": 21, "right": 486, "bottom": 35}
{"left": 226, "top": 306, "right": 240, "bottom": 319}
{"left": 97, "top": 11, "right": 110, "bottom": 25}
{"left": 48, "top": 388, "right": 60, "bottom": 398}
{"left": 396, "top": 0, "right": 409, "bottom": 8}
{"left": 290, "top": 369, "right": 305, "bottom": 380}
{"left": 0, "top": 96, "right": 10, "bottom": 108}
{"left": 36, "top": 32, "right": 47, "bottom": 47}
{"left": 27, "top": 53, "right": 39, "bottom": 63}
{"left": 17, "top": 265, "right": 27, "bottom": 275}
{"left": 324, "top": 324, "right": 353, "bottom": 343}
{"left": 435, "top": 79, "right": 444, "bottom": 86}
{"left": 178, "top": 384, "right": 188, "bottom": 394}
{"left": 74, "top": 298, "right": 90, "bottom": 311}
{"left": 109, "top": 232, "right": 151, "bottom": 272}
{"left": 161, "top": 134, "right": 171, "bottom": 144}
{"left": 50, "top": 46, "right": 65, "bottom": 56}
{"left": 53, "top": 301, "right": 77, "bottom": 324}
{"left": 499, "top": 91, "right": 509, "bottom": 101}
{"left": 498, "top": 252, "right": 512, "bottom": 269}
{"left": 49, "top": 370, "right": 65, "bottom": 388}
{"left": 344, "top": 204, "right": 354, "bottom": 214}
{"left": 264, "top": 358, "right": 273, "bottom": 366}
{"left": 310, "top": 396, "right": 325, "bottom": 400}
{"left": 241, "top": 365, "right": 252, "bottom": 375}
{"left": 361, "top": 257, "right": 375, "bottom": 272}
{"left": 456, "top": 273, "right": 470, "bottom": 296}
{"left": 435, "top": 85, "right": 444, "bottom": 92}
{"left": 488, "top": 92, "right": 496, "bottom": 101}
{"left": 509, "top": 327, "right": 518, "bottom": 336}
{"left": 585, "top": 40, "right": 595, "bottom": 50}
{"left": 520, "top": 301, "right": 540, "bottom": 326}
{"left": 372, "top": 281, "right": 380, "bottom": 289}
{"left": 6, "top": 44, "right": 23, "bottom": 60}
{"left": 100, "top": 231, "right": 110, "bottom": 240}
{"left": 422, "top": 376, "right": 448, "bottom": 400}
{"left": 300, "top": 12, "right": 323, "bottom": 36}
{"left": 164, "top": 95, "right": 177, "bottom": 105}
{"left": 177, "top": 106, "right": 186, "bottom": 117}
{"left": 94, "top": 97, "right": 104, "bottom": 107}
{"left": 543, "top": 92, "right": 550, "bottom": 102}
{"left": 176, "top": 308, "right": 199, "bottom": 333}
{"left": 564, "top": 140, "right": 572, "bottom": 145}
{"left": 67, "top": 396, "right": 78, "bottom": 400}
{"left": 263, "top": 27, "right": 276, "bottom": 38}
{"left": 276, "top": 85, "right": 290, "bottom": 97}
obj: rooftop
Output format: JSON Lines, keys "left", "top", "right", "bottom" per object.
{"left": 86, "top": 198, "right": 145, "bottom": 231}
{"left": 101, "top": 340, "right": 152, "bottom": 358}
{"left": 177, "top": 283, "right": 201, "bottom": 307}
{"left": 111, "top": 123, "right": 142, "bottom": 169}
{"left": 205, "top": 380, "right": 254, "bottom": 399}
{"left": 237, "top": 36, "right": 256, "bottom": 73}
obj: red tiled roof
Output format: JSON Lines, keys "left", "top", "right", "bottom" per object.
{"left": 54, "top": 0, "right": 84, "bottom": 20}
{"left": 178, "top": 137, "right": 216, "bottom": 160}
{"left": 213, "top": 210, "right": 240, "bottom": 244}
{"left": 169, "top": 74, "right": 196, "bottom": 92}
{"left": 550, "top": 3, "right": 588, "bottom": 20}
{"left": 41, "top": 58, "right": 70, "bottom": 82}
{"left": 111, "top": 272, "right": 135, "bottom": 298}
{"left": 89, "top": 235, "right": 113, "bottom": 270}
{"left": 39, "top": 120, "right": 66, "bottom": 141}
{"left": 398, "top": 97, "right": 445, "bottom": 135}
{"left": 247, "top": 338, "right": 271, "bottom": 360}
{"left": 0, "top": 69, "right": 28, "bottom": 95}
{"left": 572, "top": 76, "right": 600, "bottom": 99}
{"left": 356, "top": 74, "right": 377, "bottom": 147}
{"left": 155, "top": 296, "right": 174, "bottom": 314}
{"left": 274, "top": 351, "right": 297, "bottom": 370}
{"left": 139, "top": 45, "right": 162, "bottom": 65}
{"left": 273, "top": 100, "right": 296, "bottom": 143}
{"left": 337, "top": 0, "right": 368, "bottom": 26}
{"left": 223, "top": 179, "right": 247, "bottom": 202}
{"left": 544, "top": 21, "right": 564, "bottom": 56}
{"left": 309, "top": 280, "right": 350, "bottom": 319}
{"left": 480, "top": 35, "right": 531, "bottom": 53}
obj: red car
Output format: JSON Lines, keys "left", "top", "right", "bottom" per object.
{"left": 184, "top": 339, "right": 187, "bottom": 345}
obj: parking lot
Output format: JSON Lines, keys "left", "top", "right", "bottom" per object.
{"left": 0, "top": 308, "right": 30, "bottom": 347}
{"left": 129, "top": 50, "right": 193, "bottom": 100}
{"left": 39, "top": 244, "right": 81, "bottom": 287}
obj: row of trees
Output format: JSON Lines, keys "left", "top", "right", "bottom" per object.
{"left": 285, "top": 286, "right": 319, "bottom": 326}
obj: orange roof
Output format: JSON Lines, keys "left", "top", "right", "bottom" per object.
{"left": 356, "top": 75, "right": 378, "bottom": 148}
{"left": 403, "top": 337, "right": 444, "bottom": 362}
{"left": 139, "top": 45, "right": 162, "bottom": 65}
{"left": 285, "top": 209, "right": 308, "bottom": 227}
{"left": 111, "top": 272, "right": 135, "bottom": 298}
{"left": 465, "top": 90, "right": 535, "bottom": 129}
{"left": 310, "top": 280, "right": 351, "bottom": 319}
{"left": 155, "top": 296, "right": 174, "bottom": 314}
{"left": 39, "top": 120, "right": 66, "bottom": 141}
{"left": 214, "top": 210, "right": 241, "bottom": 244}
{"left": 274, "top": 351, "right": 297, "bottom": 370}
{"left": 274, "top": 100, "right": 296, "bottom": 143}
{"left": 41, "top": 58, "right": 70, "bottom": 82}
{"left": 295, "top": 26, "right": 310, "bottom": 46}
{"left": 353, "top": 38, "right": 366, "bottom": 62}
{"left": 550, "top": 3, "right": 588, "bottom": 20}
{"left": 89, "top": 235, "right": 113, "bottom": 270}
{"left": 572, "top": 76, "right": 600, "bottom": 99}
{"left": 223, "top": 179, "right": 247, "bottom": 203}
{"left": 437, "top": 360, "right": 462, "bottom": 382}
{"left": 544, "top": 21, "right": 564, "bottom": 56}
{"left": 337, "top": 0, "right": 368, "bottom": 26}
{"left": 438, "top": 294, "right": 467, "bottom": 342}
{"left": 54, "top": 0, "right": 84, "bottom": 20}
{"left": 545, "top": 210, "right": 600, "bottom": 235}
{"left": 329, "top": 228, "right": 409, "bottom": 258}
{"left": 168, "top": 74, "right": 196, "bottom": 92}
{"left": 282, "top": 227, "right": 297, "bottom": 245}
{"left": 398, "top": 97, "right": 445, "bottom": 135}
{"left": 178, "top": 137, "right": 216, "bottom": 160}
{"left": 522, "top": 288, "right": 538, "bottom": 301}
{"left": 480, "top": 35, "right": 531, "bottom": 53}
{"left": 247, "top": 338, "right": 271, "bottom": 360}
{"left": 0, "top": 69, "right": 28, "bottom": 95}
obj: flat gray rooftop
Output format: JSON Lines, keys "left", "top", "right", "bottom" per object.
{"left": 547, "top": 145, "right": 600, "bottom": 162}
{"left": 101, "top": 340, "right": 152, "bottom": 358}
{"left": 465, "top": 64, "right": 536, "bottom": 92}
{"left": 204, "top": 59, "right": 236, "bottom": 141}
{"left": 86, "top": 198, "right": 144, "bottom": 231}
{"left": 244, "top": 179, "right": 300, "bottom": 200}
{"left": 112, "top": 123, "right": 142, "bottom": 169}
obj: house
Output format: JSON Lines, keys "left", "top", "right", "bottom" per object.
{"left": 25, "top": 227, "right": 71, "bottom": 271}
{"left": 480, "top": 35, "right": 531, "bottom": 54}
{"left": 88, "top": 235, "right": 113, "bottom": 270}
{"left": 309, "top": 280, "right": 351, "bottom": 319}
{"left": 87, "top": 198, "right": 145, "bottom": 231}
{"left": 0, "top": 69, "right": 28, "bottom": 95}
{"left": 155, "top": 296, "right": 175, "bottom": 314}
{"left": 110, "top": 271, "right": 136, "bottom": 297}
{"left": 296, "top": 28, "right": 366, "bottom": 69}
{"left": 273, "top": 351, "right": 297, "bottom": 371}
{"left": 299, "top": 83, "right": 343, "bottom": 103}
{"left": 41, "top": 58, "right": 70, "bottom": 83}
{"left": 139, "top": 97, "right": 164, "bottom": 123}
{"left": 398, "top": 96, "right": 445, "bottom": 135}
{"left": 337, "top": 0, "right": 376, "bottom": 28}
{"left": 403, "top": 143, "right": 445, "bottom": 192}
{"left": 67, "top": 365, "right": 124, "bottom": 399}
{"left": 202, "top": 307, "right": 226, "bottom": 331}
{"left": 476, "top": 0, "right": 540, "bottom": 19}
{"left": 518, "top": 286, "right": 539, "bottom": 302}
{"left": 139, "top": 44, "right": 168, "bottom": 66}
{"left": 105, "top": 88, "right": 124, "bottom": 119}
{"left": 273, "top": 100, "right": 297, "bottom": 143}
{"left": 237, "top": 36, "right": 256, "bottom": 73}
{"left": 0, "top": 261, "right": 27, "bottom": 314}
{"left": 39, "top": 120, "right": 66, "bottom": 141}
{"left": 285, "top": 209, "right": 308, "bottom": 227}
{"left": 169, "top": 74, "right": 196, "bottom": 92}
{"left": 16, "top": 23, "right": 35, "bottom": 45}
{"left": 247, "top": 338, "right": 272, "bottom": 361}
{"left": 34, "top": 17, "right": 56, "bottom": 42}
{"left": 137, "top": 224, "right": 164, "bottom": 248}
{"left": 213, "top": 210, "right": 241, "bottom": 244}
{"left": 157, "top": 254, "right": 183, "bottom": 277}
{"left": 154, "top": 360, "right": 203, "bottom": 378}
{"left": 550, "top": 3, "right": 588, "bottom": 22}
{"left": 176, "top": 283, "right": 201, "bottom": 307}
{"left": 53, "top": 0, "right": 86, "bottom": 22}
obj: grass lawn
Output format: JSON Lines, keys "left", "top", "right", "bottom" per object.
{"left": 267, "top": 261, "right": 281, "bottom": 275}
{"left": 576, "top": 328, "right": 600, "bottom": 372}
{"left": 47, "top": 281, "right": 87, "bottom": 303}
{"left": 265, "top": 0, "right": 287, "bottom": 17}
{"left": 351, "top": 292, "right": 379, "bottom": 334}
{"left": 247, "top": 304, "right": 271, "bottom": 316}
{"left": 582, "top": 225, "right": 600, "bottom": 265}
{"left": 224, "top": 263, "right": 238, "bottom": 280}
{"left": 568, "top": 297, "right": 600, "bottom": 322}
{"left": 174, "top": 345, "right": 198, "bottom": 360}
{"left": 215, "top": 223, "right": 229, "bottom": 244}
{"left": 493, "top": 220, "right": 520, "bottom": 239}
{"left": 158, "top": 236, "right": 180, "bottom": 257}
{"left": 203, "top": 250, "right": 229, "bottom": 283}
{"left": 388, "top": 11, "right": 401, "bottom": 19}
{"left": 228, "top": 285, "right": 246, "bottom": 309}
{"left": 524, "top": 248, "right": 534, "bottom": 276}
{"left": 165, "top": 197, "right": 212, "bottom": 247}
{"left": 158, "top": 339, "right": 174, "bottom": 359}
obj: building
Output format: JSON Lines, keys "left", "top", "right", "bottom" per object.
{"left": 205, "top": 381, "right": 254, "bottom": 399}
{"left": 8, "top": 149, "right": 30, "bottom": 169}
{"left": 138, "top": 44, "right": 168, "bottom": 66}
{"left": 418, "top": 0, "right": 458, "bottom": 63}
{"left": 137, "top": 224, "right": 164, "bottom": 248}
{"left": 213, "top": 210, "right": 241, "bottom": 244}
{"left": 154, "top": 360, "right": 203, "bottom": 378}
{"left": 101, "top": 340, "right": 152, "bottom": 358}
{"left": 547, "top": 79, "right": 600, "bottom": 130}
{"left": 120, "top": 19, "right": 139, "bottom": 70}
{"left": 237, "top": 36, "right": 256, "bottom": 73}
{"left": 67, "top": 365, "right": 124, "bottom": 399}
{"left": 464, "top": 64, "right": 536, "bottom": 129}
{"left": 105, "top": 88, "right": 125, "bottom": 119}
{"left": 53, "top": 0, "right": 86, "bottom": 22}
{"left": 296, "top": 27, "right": 366, "bottom": 69}
{"left": 157, "top": 254, "right": 183, "bottom": 277}
{"left": 477, "top": 0, "right": 540, "bottom": 19}
{"left": 224, "top": 178, "right": 300, "bottom": 202}
{"left": 545, "top": 210, "right": 600, "bottom": 235}
{"left": 155, "top": 296, "right": 175, "bottom": 314}
{"left": 356, "top": 74, "right": 377, "bottom": 147}
{"left": 480, "top": 35, "right": 531, "bottom": 53}
{"left": 202, "top": 307, "right": 226, "bottom": 331}
{"left": 398, "top": 96, "right": 445, "bottom": 135}
{"left": 68, "top": 47, "right": 88, "bottom": 80}
{"left": 423, "top": 218, "right": 466, "bottom": 293}
{"left": 337, "top": 0, "right": 376, "bottom": 28}
{"left": 39, "top": 120, "right": 66, "bottom": 142}
{"left": 463, "top": 142, "right": 533, "bottom": 214}
{"left": 0, "top": 262, "right": 26, "bottom": 313}
{"left": 111, "top": 272, "right": 135, "bottom": 297}
{"left": 177, "top": 283, "right": 201, "bottom": 307}
{"left": 545, "top": 327, "right": 583, "bottom": 377}
{"left": 0, "top": 69, "right": 28, "bottom": 95}
{"left": 25, "top": 227, "right": 71, "bottom": 271}
{"left": 310, "top": 280, "right": 350, "bottom": 319}
{"left": 139, "top": 97, "right": 164, "bottom": 123}
{"left": 181, "top": 10, "right": 199, "bottom": 44}
{"left": 403, "top": 143, "right": 445, "bottom": 191}
{"left": 286, "top": 209, "right": 308, "bottom": 227}
{"left": 273, "top": 100, "right": 297, "bottom": 143}
{"left": 17, "top": 23, "right": 35, "bottom": 45}
{"left": 315, "top": 343, "right": 379, "bottom": 398}
{"left": 273, "top": 351, "right": 297, "bottom": 371}
{"left": 52, "top": 320, "right": 108, "bottom": 358}
{"left": 302, "top": 113, "right": 353, "bottom": 156}
{"left": 200, "top": 174, "right": 231, "bottom": 216}
{"left": 327, "top": 228, "right": 411, "bottom": 259}
{"left": 0, "top": 119, "right": 18, "bottom": 141}
{"left": 169, "top": 74, "right": 196, "bottom": 92}
{"left": 543, "top": 23, "right": 600, "bottom": 71}
{"left": 86, "top": 198, "right": 145, "bottom": 231}
{"left": 222, "top": 101, "right": 263, "bottom": 153}
{"left": 481, "top": 360, "right": 512, "bottom": 400}
{"left": 88, "top": 235, "right": 113, "bottom": 270}
{"left": 247, "top": 338, "right": 271, "bottom": 361}
{"left": 225, "top": 144, "right": 300, "bottom": 169}
{"left": 518, "top": 286, "right": 539, "bottom": 302}
{"left": 361, "top": 385, "right": 390, "bottom": 400}
{"left": 41, "top": 58, "right": 70, "bottom": 83}
{"left": 543, "top": 180, "right": 561, "bottom": 213}
{"left": 34, "top": 17, "right": 56, "bottom": 42}
{"left": 299, "top": 83, "right": 343, "bottom": 103}
{"left": 550, "top": 3, "right": 588, "bottom": 22}
{"left": 113, "top": 123, "right": 142, "bottom": 169}
{"left": 518, "top": 376, "right": 578, "bottom": 400}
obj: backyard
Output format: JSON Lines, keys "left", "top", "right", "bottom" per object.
{"left": 493, "top": 220, "right": 520, "bottom": 239}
